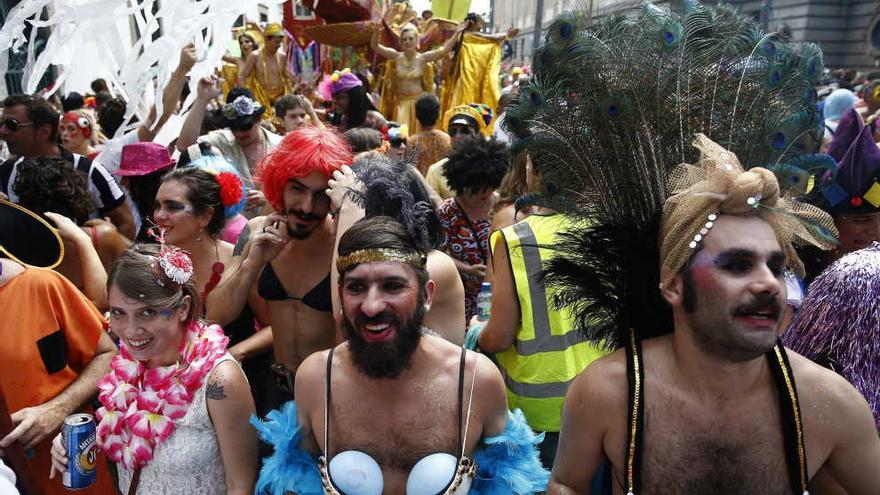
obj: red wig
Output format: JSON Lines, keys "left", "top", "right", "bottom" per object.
{"left": 258, "top": 126, "right": 353, "bottom": 210}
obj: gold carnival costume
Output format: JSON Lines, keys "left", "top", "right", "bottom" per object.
{"left": 440, "top": 33, "right": 502, "bottom": 133}
{"left": 248, "top": 23, "right": 292, "bottom": 121}
{"left": 221, "top": 23, "right": 264, "bottom": 98}
{"left": 379, "top": 59, "right": 435, "bottom": 132}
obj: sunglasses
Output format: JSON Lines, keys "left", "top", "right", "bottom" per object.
{"left": 1, "top": 118, "right": 34, "bottom": 132}
{"left": 448, "top": 127, "right": 474, "bottom": 137}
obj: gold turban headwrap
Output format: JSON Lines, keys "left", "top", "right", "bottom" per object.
{"left": 659, "top": 134, "right": 838, "bottom": 287}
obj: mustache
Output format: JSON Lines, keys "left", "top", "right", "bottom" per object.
{"left": 284, "top": 209, "right": 323, "bottom": 221}
{"left": 733, "top": 293, "right": 782, "bottom": 317}
{"left": 354, "top": 311, "right": 400, "bottom": 327}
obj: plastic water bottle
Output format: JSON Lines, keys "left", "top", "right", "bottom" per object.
{"left": 476, "top": 282, "right": 492, "bottom": 321}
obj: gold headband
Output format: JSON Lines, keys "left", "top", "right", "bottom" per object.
{"left": 336, "top": 248, "right": 427, "bottom": 272}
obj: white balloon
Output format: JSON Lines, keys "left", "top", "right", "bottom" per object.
{"left": 328, "top": 450, "right": 384, "bottom": 495}
{"left": 406, "top": 453, "right": 458, "bottom": 495}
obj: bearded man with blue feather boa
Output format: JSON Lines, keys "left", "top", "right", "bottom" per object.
{"left": 252, "top": 216, "right": 548, "bottom": 495}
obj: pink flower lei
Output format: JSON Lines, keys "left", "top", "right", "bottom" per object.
{"left": 95, "top": 321, "right": 229, "bottom": 470}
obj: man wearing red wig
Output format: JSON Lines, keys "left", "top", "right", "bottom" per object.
{"left": 207, "top": 126, "right": 352, "bottom": 399}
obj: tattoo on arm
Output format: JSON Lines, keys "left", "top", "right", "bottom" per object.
{"left": 233, "top": 223, "right": 251, "bottom": 256}
{"left": 206, "top": 380, "right": 228, "bottom": 400}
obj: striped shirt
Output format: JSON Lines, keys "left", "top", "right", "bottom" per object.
{"left": 1, "top": 150, "right": 126, "bottom": 217}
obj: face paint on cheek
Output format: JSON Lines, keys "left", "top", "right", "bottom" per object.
{"left": 159, "top": 309, "right": 175, "bottom": 318}
{"left": 687, "top": 251, "right": 721, "bottom": 291}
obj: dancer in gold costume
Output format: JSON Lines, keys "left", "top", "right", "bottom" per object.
{"left": 220, "top": 23, "right": 262, "bottom": 98}
{"left": 239, "top": 23, "right": 293, "bottom": 121}
{"left": 371, "top": 22, "right": 466, "bottom": 133}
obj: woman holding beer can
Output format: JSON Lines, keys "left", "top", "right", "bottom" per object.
{"left": 50, "top": 244, "right": 257, "bottom": 494}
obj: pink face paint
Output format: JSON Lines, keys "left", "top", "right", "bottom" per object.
{"left": 686, "top": 250, "right": 720, "bottom": 291}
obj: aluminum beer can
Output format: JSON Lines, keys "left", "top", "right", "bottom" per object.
{"left": 61, "top": 413, "right": 97, "bottom": 490}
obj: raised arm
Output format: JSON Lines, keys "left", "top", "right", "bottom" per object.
{"left": 326, "top": 165, "right": 365, "bottom": 339}
{"left": 422, "top": 22, "right": 469, "bottom": 63}
{"left": 46, "top": 212, "right": 109, "bottom": 310}
{"left": 176, "top": 75, "right": 221, "bottom": 152}
{"left": 370, "top": 26, "right": 401, "bottom": 60}
{"left": 469, "top": 26, "right": 519, "bottom": 43}
{"left": 140, "top": 43, "right": 198, "bottom": 142}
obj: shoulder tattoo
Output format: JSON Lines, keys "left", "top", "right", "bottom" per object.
{"left": 206, "top": 380, "right": 228, "bottom": 400}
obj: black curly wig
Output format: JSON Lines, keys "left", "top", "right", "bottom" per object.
{"left": 442, "top": 135, "right": 510, "bottom": 196}
{"left": 13, "top": 156, "right": 94, "bottom": 222}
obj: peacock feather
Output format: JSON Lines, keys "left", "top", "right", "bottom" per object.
{"left": 505, "top": 0, "right": 824, "bottom": 348}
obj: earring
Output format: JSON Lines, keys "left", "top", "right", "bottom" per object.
{"left": 195, "top": 228, "right": 204, "bottom": 242}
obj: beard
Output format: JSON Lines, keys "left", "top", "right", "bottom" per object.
{"left": 342, "top": 300, "right": 426, "bottom": 379}
{"left": 284, "top": 208, "right": 324, "bottom": 239}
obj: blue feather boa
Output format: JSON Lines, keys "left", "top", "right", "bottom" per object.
{"left": 252, "top": 403, "right": 549, "bottom": 495}
{"left": 251, "top": 401, "right": 323, "bottom": 495}
{"left": 473, "top": 409, "right": 550, "bottom": 494}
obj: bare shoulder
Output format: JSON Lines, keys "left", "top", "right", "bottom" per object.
{"left": 426, "top": 250, "right": 461, "bottom": 289}
{"left": 217, "top": 239, "right": 235, "bottom": 258}
{"left": 470, "top": 349, "right": 505, "bottom": 394}
{"left": 206, "top": 359, "right": 249, "bottom": 405}
{"left": 490, "top": 204, "right": 516, "bottom": 232}
{"left": 208, "top": 359, "right": 247, "bottom": 389}
{"left": 294, "top": 348, "right": 332, "bottom": 408}
{"left": 567, "top": 347, "right": 628, "bottom": 419}
{"left": 93, "top": 222, "right": 132, "bottom": 257}
{"left": 787, "top": 349, "right": 873, "bottom": 423}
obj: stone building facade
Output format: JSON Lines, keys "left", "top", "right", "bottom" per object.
{"left": 495, "top": 0, "right": 880, "bottom": 72}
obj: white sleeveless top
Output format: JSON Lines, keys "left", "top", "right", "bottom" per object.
{"left": 117, "top": 354, "right": 240, "bottom": 494}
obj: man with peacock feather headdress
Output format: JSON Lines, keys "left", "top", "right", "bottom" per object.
{"left": 496, "top": 1, "right": 880, "bottom": 493}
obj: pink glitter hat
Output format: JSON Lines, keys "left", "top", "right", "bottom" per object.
{"left": 116, "top": 142, "right": 175, "bottom": 176}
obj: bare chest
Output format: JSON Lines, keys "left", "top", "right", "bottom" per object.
{"left": 634, "top": 387, "right": 792, "bottom": 494}
{"left": 322, "top": 378, "right": 465, "bottom": 472}
{"left": 241, "top": 140, "right": 265, "bottom": 170}
{"left": 257, "top": 53, "right": 282, "bottom": 80}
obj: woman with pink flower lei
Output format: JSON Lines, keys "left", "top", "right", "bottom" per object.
{"left": 49, "top": 245, "right": 258, "bottom": 494}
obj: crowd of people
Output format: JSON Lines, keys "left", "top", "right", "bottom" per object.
{"left": 1, "top": 1, "right": 880, "bottom": 494}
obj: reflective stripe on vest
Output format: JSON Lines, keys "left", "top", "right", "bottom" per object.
{"left": 492, "top": 215, "right": 606, "bottom": 432}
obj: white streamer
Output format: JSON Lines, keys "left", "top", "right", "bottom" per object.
{"left": 0, "top": 0, "right": 284, "bottom": 137}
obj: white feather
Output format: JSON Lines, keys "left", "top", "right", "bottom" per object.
{"left": 0, "top": 0, "right": 285, "bottom": 137}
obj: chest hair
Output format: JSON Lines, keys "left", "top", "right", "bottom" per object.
{"left": 638, "top": 384, "right": 792, "bottom": 494}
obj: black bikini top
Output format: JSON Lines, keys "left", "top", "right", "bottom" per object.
{"left": 623, "top": 330, "right": 809, "bottom": 495}
{"left": 257, "top": 262, "right": 332, "bottom": 312}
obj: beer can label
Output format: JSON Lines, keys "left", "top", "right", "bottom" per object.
{"left": 62, "top": 413, "right": 96, "bottom": 490}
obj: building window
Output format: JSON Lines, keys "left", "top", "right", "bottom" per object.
{"left": 258, "top": 4, "right": 269, "bottom": 23}
{"left": 870, "top": 15, "right": 880, "bottom": 52}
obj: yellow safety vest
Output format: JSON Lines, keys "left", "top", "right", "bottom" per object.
{"left": 490, "top": 214, "right": 607, "bottom": 432}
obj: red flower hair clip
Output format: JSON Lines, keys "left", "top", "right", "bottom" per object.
{"left": 147, "top": 227, "right": 194, "bottom": 286}
{"left": 216, "top": 171, "right": 244, "bottom": 207}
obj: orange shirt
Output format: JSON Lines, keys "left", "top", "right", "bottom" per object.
{"left": 0, "top": 267, "right": 114, "bottom": 494}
